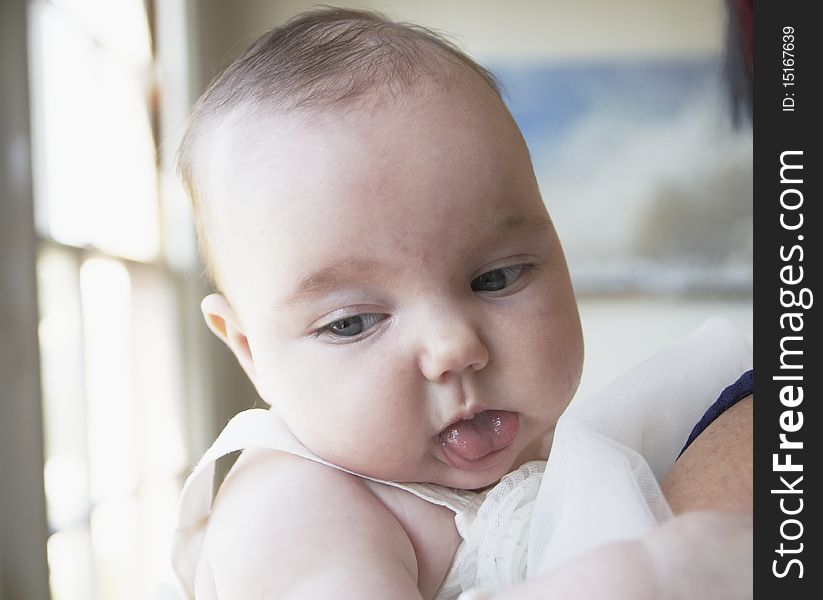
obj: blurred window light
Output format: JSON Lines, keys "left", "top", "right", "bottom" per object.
{"left": 28, "top": 0, "right": 159, "bottom": 262}
{"left": 29, "top": 1, "right": 188, "bottom": 598}
{"left": 80, "top": 258, "right": 139, "bottom": 503}
{"left": 46, "top": 528, "right": 95, "bottom": 600}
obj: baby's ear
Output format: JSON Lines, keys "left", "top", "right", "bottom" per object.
{"left": 200, "top": 293, "right": 257, "bottom": 384}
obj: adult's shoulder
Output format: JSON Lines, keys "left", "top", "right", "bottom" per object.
{"left": 661, "top": 394, "right": 753, "bottom": 514}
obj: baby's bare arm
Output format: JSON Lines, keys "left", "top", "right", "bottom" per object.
{"left": 662, "top": 395, "right": 753, "bottom": 514}
{"left": 202, "top": 450, "right": 422, "bottom": 600}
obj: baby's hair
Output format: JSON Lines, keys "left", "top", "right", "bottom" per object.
{"left": 177, "top": 6, "right": 502, "bottom": 290}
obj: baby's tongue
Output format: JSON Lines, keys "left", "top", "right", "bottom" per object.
{"left": 439, "top": 410, "right": 519, "bottom": 462}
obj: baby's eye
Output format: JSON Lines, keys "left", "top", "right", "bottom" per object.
{"left": 321, "top": 313, "right": 387, "bottom": 339}
{"left": 471, "top": 264, "right": 534, "bottom": 293}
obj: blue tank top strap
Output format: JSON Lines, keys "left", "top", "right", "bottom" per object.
{"left": 678, "top": 369, "right": 753, "bottom": 457}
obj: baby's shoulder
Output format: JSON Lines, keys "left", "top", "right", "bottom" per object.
{"left": 217, "top": 446, "right": 374, "bottom": 503}
{"left": 207, "top": 447, "right": 413, "bottom": 538}
{"left": 201, "top": 448, "right": 418, "bottom": 598}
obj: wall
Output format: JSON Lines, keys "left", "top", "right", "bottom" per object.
{"left": 193, "top": 0, "right": 725, "bottom": 79}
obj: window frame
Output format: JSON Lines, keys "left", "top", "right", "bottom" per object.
{"left": 0, "top": 0, "right": 51, "bottom": 597}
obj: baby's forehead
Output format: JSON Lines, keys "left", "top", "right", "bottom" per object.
{"left": 203, "top": 87, "right": 508, "bottom": 193}
{"left": 198, "top": 87, "right": 543, "bottom": 297}
{"left": 211, "top": 74, "right": 490, "bottom": 141}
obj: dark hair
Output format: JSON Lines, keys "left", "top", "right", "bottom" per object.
{"left": 177, "top": 7, "right": 501, "bottom": 288}
{"left": 723, "top": 0, "right": 752, "bottom": 126}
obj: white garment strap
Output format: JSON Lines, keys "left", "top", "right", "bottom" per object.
{"left": 172, "top": 409, "right": 295, "bottom": 599}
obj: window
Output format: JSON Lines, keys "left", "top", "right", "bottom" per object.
{"left": 28, "top": 1, "right": 192, "bottom": 597}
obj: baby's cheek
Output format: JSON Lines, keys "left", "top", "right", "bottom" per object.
{"left": 265, "top": 349, "right": 425, "bottom": 477}
{"left": 509, "top": 293, "right": 582, "bottom": 407}
{"left": 249, "top": 347, "right": 344, "bottom": 441}
{"left": 328, "top": 360, "right": 427, "bottom": 474}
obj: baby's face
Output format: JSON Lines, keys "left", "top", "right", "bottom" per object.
{"left": 201, "top": 85, "right": 583, "bottom": 489}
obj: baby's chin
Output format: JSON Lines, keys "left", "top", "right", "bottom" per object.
{"left": 326, "top": 447, "right": 518, "bottom": 491}
{"left": 420, "top": 441, "right": 530, "bottom": 490}
{"left": 420, "top": 459, "right": 518, "bottom": 492}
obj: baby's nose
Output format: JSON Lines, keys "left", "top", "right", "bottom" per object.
{"left": 417, "top": 314, "right": 489, "bottom": 382}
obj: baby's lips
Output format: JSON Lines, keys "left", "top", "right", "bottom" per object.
{"left": 438, "top": 410, "right": 519, "bottom": 462}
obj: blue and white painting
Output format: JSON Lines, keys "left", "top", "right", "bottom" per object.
{"left": 492, "top": 60, "right": 752, "bottom": 295}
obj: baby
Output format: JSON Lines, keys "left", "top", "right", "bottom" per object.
{"left": 172, "top": 8, "right": 752, "bottom": 600}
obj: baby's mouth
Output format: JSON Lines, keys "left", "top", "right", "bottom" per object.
{"left": 437, "top": 410, "right": 520, "bottom": 470}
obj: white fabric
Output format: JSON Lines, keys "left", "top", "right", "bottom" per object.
{"left": 171, "top": 318, "right": 752, "bottom": 599}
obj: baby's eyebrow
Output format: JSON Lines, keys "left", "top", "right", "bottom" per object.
{"left": 274, "top": 258, "right": 383, "bottom": 308}
{"left": 495, "top": 212, "right": 551, "bottom": 237}
{"left": 274, "top": 212, "right": 550, "bottom": 308}
{"left": 478, "top": 211, "right": 553, "bottom": 249}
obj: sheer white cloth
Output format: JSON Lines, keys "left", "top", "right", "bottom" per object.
{"left": 171, "top": 318, "right": 752, "bottom": 599}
